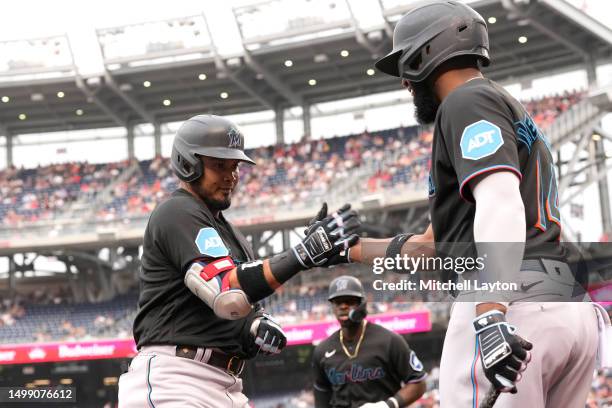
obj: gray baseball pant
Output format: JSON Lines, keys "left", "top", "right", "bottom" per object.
{"left": 118, "top": 345, "right": 249, "bottom": 408}
{"left": 439, "top": 302, "right": 599, "bottom": 408}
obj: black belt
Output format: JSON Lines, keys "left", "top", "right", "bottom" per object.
{"left": 175, "top": 345, "right": 245, "bottom": 376}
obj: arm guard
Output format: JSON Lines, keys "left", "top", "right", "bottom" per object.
{"left": 184, "top": 257, "right": 252, "bottom": 320}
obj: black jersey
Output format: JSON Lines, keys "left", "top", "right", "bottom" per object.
{"left": 133, "top": 188, "right": 261, "bottom": 357}
{"left": 312, "top": 323, "right": 426, "bottom": 408}
{"left": 429, "top": 78, "right": 562, "bottom": 259}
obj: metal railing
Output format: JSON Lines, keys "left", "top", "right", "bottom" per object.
{"left": 548, "top": 99, "right": 602, "bottom": 148}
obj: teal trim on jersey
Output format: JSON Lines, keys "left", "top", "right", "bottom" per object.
{"left": 471, "top": 338, "right": 480, "bottom": 408}
{"left": 514, "top": 114, "right": 551, "bottom": 154}
{"left": 146, "top": 355, "right": 157, "bottom": 408}
{"left": 547, "top": 163, "right": 561, "bottom": 224}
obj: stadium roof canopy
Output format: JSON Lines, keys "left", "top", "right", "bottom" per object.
{"left": 0, "top": 0, "right": 611, "bottom": 136}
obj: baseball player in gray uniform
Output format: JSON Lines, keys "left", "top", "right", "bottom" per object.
{"left": 118, "top": 115, "right": 360, "bottom": 407}
{"left": 344, "top": 1, "right": 610, "bottom": 407}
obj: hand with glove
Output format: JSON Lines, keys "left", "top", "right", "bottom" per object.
{"left": 300, "top": 202, "right": 360, "bottom": 267}
{"left": 249, "top": 313, "right": 287, "bottom": 356}
{"left": 258, "top": 203, "right": 360, "bottom": 293}
{"left": 473, "top": 310, "right": 532, "bottom": 393}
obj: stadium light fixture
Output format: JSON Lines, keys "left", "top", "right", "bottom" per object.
{"left": 60, "top": 379, "right": 73, "bottom": 385}
{"left": 340, "top": 50, "right": 350, "bottom": 57}
{"left": 518, "top": 36, "right": 528, "bottom": 44}
{"left": 220, "top": 92, "right": 229, "bottom": 99}
{"left": 308, "top": 79, "right": 317, "bottom": 86}
{"left": 104, "top": 377, "right": 119, "bottom": 386}
{"left": 162, "top": 99, "right": 171, "bottom": 106}
{"left": 57, "top": 91, "right": 65, "bottom": 98}
{"left": 1, "top": 96, "right": 9, "bottom": 103}
{"left": 143, "top": 81, "right": 152, "bottom": 88}
{"left": 18, "top": 113, "right": 26, "bottom": 120}
{"left": 488, "top": 17, "right": 497, "bottom": 24}
{"left": 284, "top": 59, "right": 293, "bottom": 67}
{"left": 366, "top": 68, "right": 375, "bottom": 76}
{"left": 76, "top": 109, "right": 84, "bottom": 116}
{"left": 198, "top": 73, "right": 207, "bottom": 81}
{"left": 592, "top": 134, "right": 602, "bottom": 141}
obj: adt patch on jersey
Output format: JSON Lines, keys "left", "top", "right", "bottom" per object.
{"left": 460, "top": 120, "right": 503, "bottom": 160}
{"left": 195, "top": 228, "right": 229, "bottom": 258}
{"left": 410, "top": 350, "right": 424, "bottom": 372}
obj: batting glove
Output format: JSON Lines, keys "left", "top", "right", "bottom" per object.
{"left": 304, "top": 202, "right": 354, "bottom": 266}
{"left": 250, "top": 313, "right": 287, "bottom": 356}
{"left": 473, "top": 310, "right": 532, "bottom": 393}
{"left": 294, "top": 203, "right": 360, "bottom": 268}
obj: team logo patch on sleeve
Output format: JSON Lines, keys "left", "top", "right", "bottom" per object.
{"left": 460, "top": 120, "right": 503, "bottom": 160}
{"left": 195, "top": 228, "right": 229, "bottom": 258}
{"left": 410, "top": 350, "right": 424, "bottom": 372}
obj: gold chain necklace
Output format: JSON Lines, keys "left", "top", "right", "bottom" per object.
{"left": 339, "top": 320, "right": 367, "bottom": 359}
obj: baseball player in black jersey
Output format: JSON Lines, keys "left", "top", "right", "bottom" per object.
{"left": 343, "top": 1, "right": 609, "bottom": 407}
{"left": 117, "top": 114, "right": 360, "bottom": 408}
{"left": 313, "top": 276, "right": 426, "bottom": 408}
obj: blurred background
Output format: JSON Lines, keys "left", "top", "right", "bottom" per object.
{"left": 0, "top": 0, "right": 611, "bottom": 406}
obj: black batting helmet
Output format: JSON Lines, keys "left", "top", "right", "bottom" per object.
{"left": 171, "top": 115, "right": 256, "bottom": 182}
{"left": 375, "top": 0, "right": 490, "bottom": 82}
{"left": 328, "top": 276, "right": 367, "bottom": 324}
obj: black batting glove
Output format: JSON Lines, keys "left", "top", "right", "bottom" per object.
{"left": 473, "top": 310, "right": 532, "bottom": 393}
{"left": 298, "top": 203, "right": 359, "bottom": 267}
{"left": 249, "top": 313, "right": 287, "bottom": 356}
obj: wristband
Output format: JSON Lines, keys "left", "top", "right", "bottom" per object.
{"left": 385, "top": 397, "right": 399, "bottom": 408}
{"left": 236, "top": 261, "right": 274, "bottom": 302}
{"left": 268, "top": 249, "right": 303, "bottom": 284}
{"left": 389, "top": 392, "right": 407, "bottom": 408}
{"left": 385, "top": 233, "right": 414, "bottom": 260}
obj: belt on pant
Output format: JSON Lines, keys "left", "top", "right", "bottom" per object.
{"left": 175, "top": 345, "right": 245, "bottom": 376}
{"left": 521, "top": 259, "right": 568, "bottom": 273}
{"left": 521, "top": 259, "right": 545, "bottom": 272}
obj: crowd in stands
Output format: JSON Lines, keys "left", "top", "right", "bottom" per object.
{"left": 0, "top": 90, "right": 584, "bottom": 228}
{"left": 0, "top": 289, "right": 136, "bottom": 344}
{"left": 587, "top": 368, "right": 612, "bottom": 407}
{"left": 0, "top": 160, "right": 133, "bottom": 227}
{"left": 522, "top": 89, "right": 585, "bottom": 128}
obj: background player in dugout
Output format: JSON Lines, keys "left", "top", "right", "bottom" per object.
{"left": 312, "top": 275, "right": 426, "bottom": 408}
{"left": 118, "top": 115, "right": 360, "bottom": 408}
{"left": 341, "top": 1, "right": 609, "bottom": 408}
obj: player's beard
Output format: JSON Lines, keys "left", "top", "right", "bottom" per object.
{"left": 191, "top": 182, "right": 232, "bottom": 212}
{"left": 203, "top": 194, "right": 231, "bottom": 212}
{"left": 412, "top": 80, "right": 440, "bottom": 125}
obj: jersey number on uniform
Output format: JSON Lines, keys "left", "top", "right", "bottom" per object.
{"left": 534, "top": 152, "right": 561, "bottom": 231}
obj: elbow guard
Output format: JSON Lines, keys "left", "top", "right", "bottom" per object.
{"left": 184, "top": 257, "right": 252, "bottom": 320}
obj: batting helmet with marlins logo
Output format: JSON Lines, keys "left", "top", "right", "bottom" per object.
{"left": 328, "top": 276, "right": 367, "bottom": 324}
{"left": 171, "top": 115, "right": 256, "bottom": 182}
{"left": 375, "top": 0, "right": 490, "bottom": 82}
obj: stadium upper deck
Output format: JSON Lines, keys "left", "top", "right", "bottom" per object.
{"left": 0, "top": 0, "right": 609, "bottom": 139}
